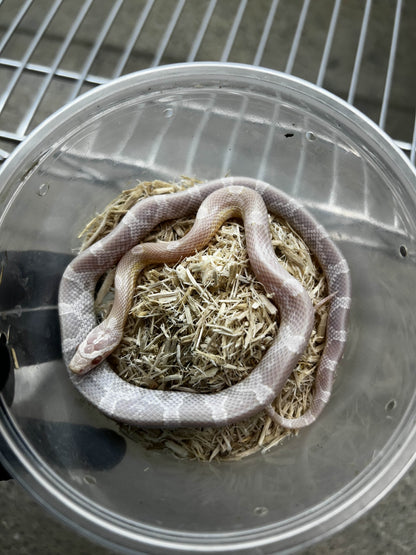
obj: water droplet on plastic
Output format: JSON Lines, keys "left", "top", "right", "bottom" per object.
{"left": 306, "top": 131, "right": 316, "bottom": 141}
{"left": 163, "top": 107, "right": 174, "bottom": 118}
{"left": 13, "top": 305, "right": 22, "bottom": 317}
{"left": 385, "top": 399, "right": 397, "bottom": 412}
{"left": 83, "top": 474, "right": 96, "bottom": 485}
{"left": 37, "top": 183, "right": 49, "bottom": 197}
{"left": 254, "top": 506, "right": 268, "bottom": 516}
{"left": 399, "top": 245, "right": 407, "bottom": 257}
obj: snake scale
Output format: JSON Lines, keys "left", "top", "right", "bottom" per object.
{"left": 59, "top": 177, "right": 351, "bottom": 428}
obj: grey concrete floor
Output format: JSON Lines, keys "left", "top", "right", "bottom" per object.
{"left": 0, "top": 0, "right": 415, "bottom": 553}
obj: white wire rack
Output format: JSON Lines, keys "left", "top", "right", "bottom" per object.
{"left": 0, "top": 0, "right": 415, "bottom": 165}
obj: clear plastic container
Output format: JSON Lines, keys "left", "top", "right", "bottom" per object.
{"left": 0, "top": 63, "right": 415, "bottom": 554}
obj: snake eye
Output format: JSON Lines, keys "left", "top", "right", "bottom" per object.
{"left": 92, "top": 356, "right": 103, "bottom": 366}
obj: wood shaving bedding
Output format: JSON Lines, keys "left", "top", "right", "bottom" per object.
{"left": 79, "top": 179, "right": 329, "bottom": 461}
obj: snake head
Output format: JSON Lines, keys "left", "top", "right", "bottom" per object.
{"left": 69, "top": 349, "right": 105, "bottom": 375}
{"left": 69, "top": 319, "right": 122, "bottom": 375}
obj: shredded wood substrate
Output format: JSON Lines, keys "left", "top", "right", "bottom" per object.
{"left": 79, "top": 179, "right": 330, "bottom": 461}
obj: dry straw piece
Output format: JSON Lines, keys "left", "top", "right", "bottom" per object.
{"left": 79, "top": 179, "right": 329, "bottom": 461}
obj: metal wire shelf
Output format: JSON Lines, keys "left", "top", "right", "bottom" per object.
{"left": 0, "top": 0, "right": 415, "bottom": 166}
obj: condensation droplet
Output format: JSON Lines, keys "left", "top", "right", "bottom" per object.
{"left": 13, "top": 305, "right": 22, "bottom": 317}
{"left": 385, "top": 399, "right": 397, "bottom": 412}
{"left": 163, "top": 107, "right": 174, "bottom": 118}
{"left": 83, "top": 474, "right": 96, "bottom": 485}
{"left": 306, "top": 131, "right": 316, "bottom": 141}
{"left": 37, "top": 183, "right": 49, "bottom": 197}
{"left": 399, "top": 245, "right": 407, "bottom": 257}
{"left": 254, "top": 506, "right": 268, "bottom": 517}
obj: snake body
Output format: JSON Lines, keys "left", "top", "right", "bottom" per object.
{"left": 59, "top": 177, "right": 351, "bottom": 428}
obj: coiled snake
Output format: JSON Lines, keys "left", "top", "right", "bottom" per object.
{"left": 59, "top": 177, "right": 351, "bottom": 428}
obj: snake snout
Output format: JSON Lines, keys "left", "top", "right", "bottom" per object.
{"left": 69, "top": 325, "right": 123, "bottom": 375}
{"left": 69, "top": 349, "right": 101, "bottom": 375}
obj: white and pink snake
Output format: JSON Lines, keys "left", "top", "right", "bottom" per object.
{"left": 59, "top": 177, "right": 351, "bottom": 429}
